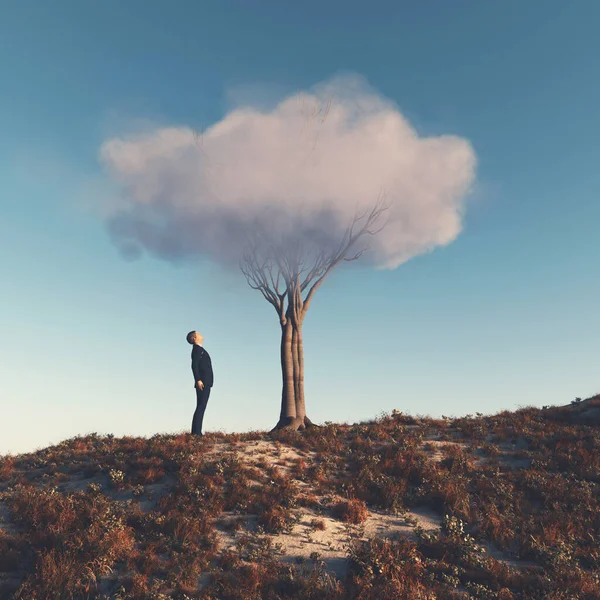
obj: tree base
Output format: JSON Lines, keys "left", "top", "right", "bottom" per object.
{"left": 269, "top": 416, "right": 321, "bottom": 433}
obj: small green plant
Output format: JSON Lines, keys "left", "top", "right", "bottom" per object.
{"left": 132, "top": 484, "right": 145, "bottom": 497}
{"left": 87, "top": 482, "right": 103, "bottom": 494}
{"left": 108, "top": 468, "right": 125, "bottom": 488}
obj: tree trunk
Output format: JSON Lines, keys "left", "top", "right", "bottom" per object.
{"left": 241, "top": 190, "right": 390, "bottom": 435}
{"left": 271, "top": 308, "right": 318, "bottom": 432}
{"left": 295, "top": 324, "right": 306, "bottom": 423}
{"left": 291, "top": 325, "right": 300, "bottom": 411}
{"left": 272, "top": 318, "right": 301, "bottom": 430}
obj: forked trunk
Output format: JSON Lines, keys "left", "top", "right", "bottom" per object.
{"left": 240, "top": 187, "right": 391, "bottom": 435}
{"left": 271, "top": 310, "right": 317, "bottom": 432}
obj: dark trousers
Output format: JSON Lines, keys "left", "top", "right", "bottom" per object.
{"left": 192, "top": 386, "right": 211, "bottom": 435}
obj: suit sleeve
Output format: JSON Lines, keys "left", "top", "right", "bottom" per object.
{"left": 192, "top": 348, "right": 214, "bottom": 387}
{"left": 201, "top": 351, "right": 214, "bottom": 387}
{"left": 192, "top": 347, "right": 203, "bottom": 382}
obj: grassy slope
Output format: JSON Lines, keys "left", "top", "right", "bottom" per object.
{"left": 0, "top": 394, "right": 599, "bottom": 600}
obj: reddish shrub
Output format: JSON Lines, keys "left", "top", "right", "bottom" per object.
{"left": 0, "top": 457, "right": 16, "bottom": 482}
{"left": 310, "top": 518, "right": 327, "bottom": 531}
{"left": 257, "top": 506, "right": 294, "bottom": 533}
{"left": 331, "top": 498, "right": 369, "bottom": 524}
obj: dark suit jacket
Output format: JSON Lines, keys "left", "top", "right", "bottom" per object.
{"left": 191, "top": 344, "right": 214, "bottom": 388}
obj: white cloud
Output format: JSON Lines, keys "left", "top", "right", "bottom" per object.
{"left": 100, "top": 73, "right": 476, "bottom": 270}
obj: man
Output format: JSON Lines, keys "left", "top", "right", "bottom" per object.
{"left": 186, "top": 330, "right": 214, "bottom": 436}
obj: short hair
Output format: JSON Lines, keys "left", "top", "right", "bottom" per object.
{"left": 186, "top": 331, "right": 197, "bottom": 344}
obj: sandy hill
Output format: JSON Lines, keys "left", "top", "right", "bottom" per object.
{"left": 0, "top": 394, "right": 599, "bottom": 599}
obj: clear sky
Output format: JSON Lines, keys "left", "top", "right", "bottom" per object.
{"left": 1, "top": 0, "right": 598, "bottom": 456}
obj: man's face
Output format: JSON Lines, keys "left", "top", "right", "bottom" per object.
{"left": 195, "top": 333, "right": 204, "bottom": 345}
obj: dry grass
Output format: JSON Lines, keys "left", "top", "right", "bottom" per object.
{"left": 0, "top": 394, "right": 599, "bottom": 598}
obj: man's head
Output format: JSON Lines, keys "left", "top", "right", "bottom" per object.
{"left": 186, "top": 331, "right": 204, "bottom": 345}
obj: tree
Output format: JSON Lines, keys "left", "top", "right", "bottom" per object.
{"left": 102, "top": 80, "right": 476, "bottom": 432}
{"left": 239, "top": 192, "right": 391, "bottom": 431}
{"left": 194, "top": 96, "right": 392, "bottom": 431}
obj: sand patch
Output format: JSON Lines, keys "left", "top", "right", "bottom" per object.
{"left": 204, "top": 436, "right": 539, "bottom": 579}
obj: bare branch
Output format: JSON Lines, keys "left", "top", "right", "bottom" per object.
{"left": 343, "top": 248, "right": 366, "bottom": 262}
{"left": 321, "top": 97, "right": 332, "bottom": 124}
{"left": 299, "top": 249, "right": 328, "bottom": 292}
{"left": 239, "top": 240, "right": 283, "bottom": 315}
{"left": 234, "top": 100, "right": 391, "bottom": 323}
{"left": 300, "top": 191, "right": 392, "bottom": 314}
{"left": 240, "top": 260, "right": 276, "bottom": 308}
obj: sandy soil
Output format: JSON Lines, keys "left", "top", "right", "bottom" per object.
{"left": 204, "top": 437, "right": 537, "bottom": 579}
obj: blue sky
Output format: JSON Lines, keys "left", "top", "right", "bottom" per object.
{"left": 1, "top": 0, "right": 598, "bottom": 456}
